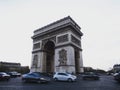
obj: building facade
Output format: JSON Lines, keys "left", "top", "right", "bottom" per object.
{"left": 0, "top": 61, "right": 21, "bottom": 71}
{"left": 0, "top": 61, "right": 30, "bottom": 73}
{"left": 31, "top": 16, "right": 84, "bottom": 73}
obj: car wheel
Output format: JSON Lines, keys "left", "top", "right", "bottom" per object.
{"left": 68, "top": 78, "right": 72, "bottom": 82}
{"left": 22, "top": 79, "right": 28, "bottom": 83}
{"left": 83, "top": 77, "right": 86, "bottom": 80}
{"left": 37, "top": 80, "right": 41, "bottom": 83}
{"left": 95, "top": 78, "right": 99, "bottom": 80}
{"left": 22, "top": 80, "right": 26, "bottom": 83}
{"left": 54, "top": 78, "right": 58, "bottom": 81}
{"left": 7, "top": 78, "right": 10, "bottom": 81}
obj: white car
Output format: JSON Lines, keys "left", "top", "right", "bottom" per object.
{"left": 53, "top": 72, "right": 77, "bottom": 82}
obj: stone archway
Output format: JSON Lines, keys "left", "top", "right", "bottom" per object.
{"left": 44, "top": 41, "right": 55, "bottom": 73}
{"left": 75, "top": 50, "right": 80, "bottom": 74}
{"left": 31, "top": 16, "right": 84, "bottom": 73}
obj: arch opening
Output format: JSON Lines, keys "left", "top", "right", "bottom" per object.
{"left": 44, "top": 41, "right": 55, "bottom": 73}
{"left": 75, "top": 50, "right": 80, "bottom": 74}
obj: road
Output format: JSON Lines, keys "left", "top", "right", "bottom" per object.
{"left": 0, "top": 75, "right": 120, "bottom": 90}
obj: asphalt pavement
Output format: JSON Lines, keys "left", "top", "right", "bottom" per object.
{"left": 0, "top": 75, "right": 120, "bottom": 90}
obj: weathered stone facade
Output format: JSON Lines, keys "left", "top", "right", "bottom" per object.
{"left": 31, "top": 16, "right": 84, "bottom": 73}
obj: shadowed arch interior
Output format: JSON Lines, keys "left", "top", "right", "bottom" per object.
{"left": 44, "top": 41, "right": 55, "bottom": 73}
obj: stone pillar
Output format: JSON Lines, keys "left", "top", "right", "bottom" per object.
{"left": 30, "top": 52, "right": 41, "bottom": 72}
{"left": 41, "top": 51, "right": 47, "bottom": 72}
{"left": 79, "top": 51, "right": 84, "bottom": 72}
{"left": 55, "top": 46, "right": 75, "bottom": 73}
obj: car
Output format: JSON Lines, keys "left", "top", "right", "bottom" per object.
{"left": 0, "top": 72, "right": 10, "bottom": 81}
{"left": 7, "top": 71, "right": 21, "bottom": 78}
{"left": 53, "top": 72, "right": 77, "bottom": 82}
{"left": 82, "top": 72, "right": 100, "bottom": 80}
{"left": 114, "top": 72, "right": 120, "bottom": 82}
{"left": 22, "top": 72, "right": 51, "bottom": 83}
{"left": 113, "top": 73, "right": 119, "bottom": 76}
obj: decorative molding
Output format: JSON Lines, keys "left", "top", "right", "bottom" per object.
{"left": 57, "top": 34, "right": 68, "bottom": 43}
{"left": 33, "top": 43, "right": 40, "bottom": 49}
{"left": 56, "top": 65, "right": 75, "bottom": 67}
{"left": 41, "top": 36, "right": 56, "bottom": 49}
{"left": 71, "top": 35, "right": 81, "bottom": 46}
{"left": 33, "top": 16, "right": 81, "bottom": 35}
{"left": 55, "top": 43, "right": 82, "bottom": 51}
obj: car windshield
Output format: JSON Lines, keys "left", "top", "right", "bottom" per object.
{"left": 84, "top": 72, "right": 96, "bottom": 75}
{"left": 57, "top": 73, "right": 68, "bottom": 76}
{"left": 29, "top": 72, "right": 45, "bottom": 77}
{"left": 0, "top": 72, "right": 7, "bottom": 75}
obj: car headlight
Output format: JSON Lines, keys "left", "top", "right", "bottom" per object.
{"left": 72, "top": 76, "right": 76, "bottom": 78}
{"left": 40, "top": 78, "right": 45, "bottom": 80}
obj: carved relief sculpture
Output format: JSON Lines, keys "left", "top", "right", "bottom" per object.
{"left": 58, "top": 49, "right": 67, "bottom": 66}
{"left": 31, "top": 16, "right": 83, "bottom": 73}
{"left": 32, "top": 55, "right": 38, "bottom": 68}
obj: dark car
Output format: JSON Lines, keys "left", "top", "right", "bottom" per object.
{"left": 114, "top": 72, "right": 120, "bottom": 82}
{"left": 7, "top": 71, "right": 21, "bottom": 78}
{"left": 0, "top": 72, "right": 10, "bottom": 81}
{"left": 82, "top": 72, "right": 100, "bottom": 80}
{"left": 22, "top": 72, "right": 51, "bottom": 83}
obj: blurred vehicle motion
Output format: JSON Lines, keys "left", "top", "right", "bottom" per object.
{"left": 114, "top": 72, "right": 120, "bottom": 82}
{"left": 7, "top": 71, "right": 21, "bottom": 77}
{"left": 82, "top": 72, "right": 100, "bottom": 80}
{"left": 22, "top": 72, "right": 51, "bottom": 83}
{"left": 0, "top": 72, "right": 10, "bottom": 81}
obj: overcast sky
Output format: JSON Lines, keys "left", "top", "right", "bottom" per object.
{"left": 0, "top": 0, "right": 120, "bottom": 71}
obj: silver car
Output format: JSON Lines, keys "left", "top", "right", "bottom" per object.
{"left": 53, "top": 72, "right": 77, "bottom": 82}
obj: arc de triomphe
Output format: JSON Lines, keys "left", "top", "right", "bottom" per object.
{"left": 31, "top": 16, "right": 84, "bottom": 73}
